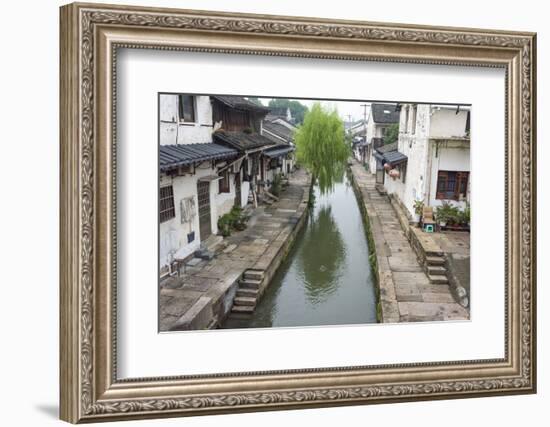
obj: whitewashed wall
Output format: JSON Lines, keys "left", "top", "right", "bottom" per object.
{"left": 215, "top": 174, "right": 236, "bottom": 219}
{"left": 159, "top": 165, "right": 236, "bottom": 271}
{"left": 430, "top": 107, "right": 469, "bottom": 139}
{"left": 159, "top": 94, "right": 213, "bottom": 146}
{"left": 159, "top": 170, "right": 203, "bottom": 270}
{"left": 385, "top": 104, "right": 431, "bottom": 219}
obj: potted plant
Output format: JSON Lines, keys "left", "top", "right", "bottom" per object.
{"left": 413, "top": 199, "right": 424, "bottom": 224}
{"left": 436, "top": 202, "right": 453, "bottom": 227}
{"left": 462, "top": 202, "right": 471, "bottom": 227}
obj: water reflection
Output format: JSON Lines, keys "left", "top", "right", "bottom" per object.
{"left": 223, "top": 173, "right": 377, "bottom": 329}
{"left": 298, "top": 206, "right": 345, "bottom": 304}
{"left": 316, "top": 162, "right": 346, "bottom": 195}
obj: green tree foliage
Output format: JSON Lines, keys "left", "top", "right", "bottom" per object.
{"left": 268, "top": 99, "right": 308, "bottom": 124}
{"left": 384, "top": 123, "right": 399, "bottom": 145}
{"left": 246, "top": 97, "right": 264, "bottom": 106}
{"left": 294, "top": 103, "right": 350, "bottom": 194}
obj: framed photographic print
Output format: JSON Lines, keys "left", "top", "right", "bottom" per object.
{"left": 60, "top": 2, "right": 537, "bottom": 423}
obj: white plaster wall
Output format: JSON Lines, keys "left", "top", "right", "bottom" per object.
{"left": 385, "top": 104, "right": 431, "bottom": 218}
{"left": 430, "top": 107, "right": 470, "bottom": 139}
{"left": 159, "top": 94, "right": 213, "bottom": 146}
{"left": 240, "top": 180, "right": 250, "bottom": 207}
{"left": 159, "top": 164, "right": 231, "bottom": 270}
{"left": 214, "top": 173, "right": 236, "bottom": 220}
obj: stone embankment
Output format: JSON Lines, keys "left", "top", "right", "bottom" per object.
{"left": 159, "top": 168, "right": 312, "bottom": 331}
{"left": 349, "top": 160, "right": 469, "bottom": 323}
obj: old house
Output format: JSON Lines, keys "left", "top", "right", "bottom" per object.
{"left": 159, "top": 94, "right": 240, "bottom": 276}
{"left": 210, "top": 95, "right": 276, "bottom": 205}
{"left": 261, "top": 119, "right": 296, "bottom": 183}
{"left": 265, "top": 106, "right": 293, "bottom": 125}
{"left": 382, "top": 103, "right": 471, "bottom": 220}
{"left": 366, "top": 103, "right": 400, "bottom": 173}
{"left": 348, "top": 119, "right": 368, "bottom": 164}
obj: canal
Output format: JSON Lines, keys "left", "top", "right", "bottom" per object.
{"left": 224, "top": 172, "right": 378, "bottom": 329}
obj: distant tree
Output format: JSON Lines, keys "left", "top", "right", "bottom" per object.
{"left": 384, "top": 123, "right": 399, "bottom": 145}
{"left": 246, "top": 97, "right": 264, "bottom": 106}
{"left": 295, "top": 103, "right": 350, "bottom": 194}
{"left": 268, "top": 99, "right": 308, "bottom": 124}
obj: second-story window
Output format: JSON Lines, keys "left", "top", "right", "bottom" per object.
{"left": 178, "top": 95, "right": 196, "bottom": 123}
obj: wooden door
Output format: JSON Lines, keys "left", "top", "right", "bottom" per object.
{"left": 197, "top": 181, "right": 212, "bottom": 240}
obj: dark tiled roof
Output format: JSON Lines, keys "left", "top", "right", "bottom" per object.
{"left": 383, "top": 150, "right": 408, "bottom": 165}
{"left": 375, "top": 141, "right": 398, "bottom": 154}
{"left": 371, "top": 103, "right": 400, "bottom": 124}
{"left": 372, "top": 142, "right": 407, "bottom": 166}
{"left": 261, "top": 131, "right": 285, "bottom": 146}
{"left": 262, "top": 121, "right": 294, "bottom": 142}
{"left": 159, "top": 143, "right": 238, "bottom": 172}
{"left": 213, "top": 130, "right": 276, "bottom": 152}
{"left": 263, "top": 145, "right": 295, "bottom": 158}
{"left": 211, "top": 95, "right": 269, "bottom": 113}
{"left": 265, "top": 114, "right": 295, "bottom": 127}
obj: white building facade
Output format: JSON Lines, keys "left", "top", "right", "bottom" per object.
{"left": 383, "top": 104, "right": 471, "bottom": 220}
{"left": 366, "top": 104, "right": 400, "bottom": 173}
{"left": 159, "top": 94, "right": 239, "bottom": 276}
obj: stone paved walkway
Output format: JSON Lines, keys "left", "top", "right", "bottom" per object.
{"left": 350, "top": 160, "right": 469, "bottom": 323}
{"left": 160, "top": 168, "right": 311, "bottom": 331}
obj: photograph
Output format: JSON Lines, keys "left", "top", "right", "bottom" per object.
{"left": 158, "top": 94, "right": 471, "bottom": 331}
{"left": 57, "top": 2, "right": 536, "bottom": 422}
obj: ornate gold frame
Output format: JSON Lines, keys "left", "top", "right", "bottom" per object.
{"left": 60, "top": 2, "right": 536, "bottom": 423}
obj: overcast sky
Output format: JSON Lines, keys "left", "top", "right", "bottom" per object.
{"left": 254, "top": 97, "right": 372, "bottom": 123}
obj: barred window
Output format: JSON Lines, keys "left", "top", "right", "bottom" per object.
{"left": 160, "top": 185, "right": 175, "bottom": 223}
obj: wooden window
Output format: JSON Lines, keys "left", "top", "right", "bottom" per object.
{"left": 159, "top": 185, "right": 176, "bottom": 223}
{"left": 178, "top": 95, "right": 196, "bottom": 122}
{"left": 218, "top": 170, "right": 230, "bottom": 193}
{"left": 436, "top": 171, "right": 469, "bottom": 201}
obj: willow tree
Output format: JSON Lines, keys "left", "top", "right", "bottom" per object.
{"left": 294, "top": 103, "right": 350, "bottom": 194}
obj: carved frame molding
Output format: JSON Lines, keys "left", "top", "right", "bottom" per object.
{"left": 60, "top": 2, "right": 536, "bottom": 423}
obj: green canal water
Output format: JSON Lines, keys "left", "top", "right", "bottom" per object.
{"left": 223, "top": 173, "right": 378, "bottom": 329}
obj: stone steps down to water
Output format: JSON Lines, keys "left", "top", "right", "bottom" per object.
{"left": 236, "top": 288, "right": 259, "bottom": 298}
{"left": 230, "top": 269, "right": 265, "bottom": 315}
{"left": 425, "top": 255, "right": 449, "bottom": 284}
{"left": 428, "top": 274, "right": 449, "bottom": 284}
{"left": 426, "top": 256, "right": 445, "bottom": 266}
